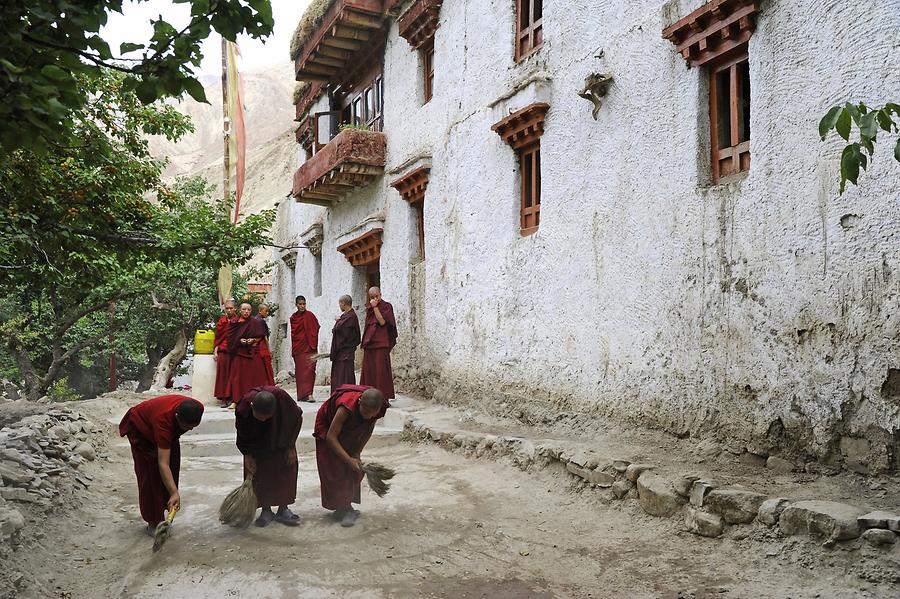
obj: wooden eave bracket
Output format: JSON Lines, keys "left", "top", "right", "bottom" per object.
{"left": 390, "top": 166, "right": 430, "bottom": 204}
{"left": 398, "top": 0, "right": 443, "bottom": 49}
{"left": 662, "top": 0, "right": 759, "bottom": 67}
{"left": 336, "top": 227, "right": 384, "bottom": 266}
{"left": 491, "top": 102, "right": 550, "bottom": 151}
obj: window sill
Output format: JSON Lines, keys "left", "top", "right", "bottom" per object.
{"left": 520, "top": 226, "right": 539, "bottom": 237}
{"left": 710, "top": 170, "right": 749, "bottom": 188}
{"left": 515, "top": 44, "right": 543, "bottom": 64}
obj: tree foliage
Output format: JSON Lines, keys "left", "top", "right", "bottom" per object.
{"left": 0, "top": 71, "right": 274, "bottom": 400}
{"left": 819, "top": 102, "right": 900, "bottom": 193}
{"left": 0, "top": 0, "right": 273, "bottom": 153}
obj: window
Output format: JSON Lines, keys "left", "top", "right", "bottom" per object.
{"left": 423, "top": 41, "right": 435, "bottom": 103}
{"left": 515, "top": 0, "right": 543, "bottom": 61}
{"left": 313, "top": 253, "right": 322, "bottom": 297}
{"left": 709, "top": 54, "right": 750, "bottom": 181}
{"left": 414, "top": 202, "right": 425, "bottom": 259}
{"left": 662, "top": 1, "right": 759, "bottom": 183}
{"left": 519, "top": 143, "right": 541, "bottom": 235}
{"left": 390, "top": 166, "right": 430, "bottom": 262}
{"left": 491, "top": 103, "right": 549, "bottom": 236}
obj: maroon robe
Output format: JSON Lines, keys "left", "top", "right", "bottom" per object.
{"left": 227, "top": 316, "right": 274, "bottom": 405}
{"left": 255, "top": 316, "right": 275, "bottom": 383}
{"left": 213, "top": 315, "right": 232, "bottom": 401}
{"left": 313, "top": 385, "right": 389, "bottom": 510}
{"left": 330, "top": 309, "right": 360, "bottom": 394}
{"left": 290, "top": 309, "right": 320, "bottom": 400}
{"left": 360, "top": 300, "right": 397, "bottom": 399}
{"left": 235, "top": 386, "right": 303, "bottom": 508}
{"left": 118, "top": 394, "right": 203, "bottom": 525}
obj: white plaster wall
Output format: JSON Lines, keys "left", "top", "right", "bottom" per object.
{"left": 273, "top": 0, "right": 900, "bottom": 469}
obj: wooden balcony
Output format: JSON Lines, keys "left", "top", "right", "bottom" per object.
{"left": 294, "top": 0, "right": 388, "bottom": 84}
{"left": 291, "top": 129, "right": 386, "bottom": 207}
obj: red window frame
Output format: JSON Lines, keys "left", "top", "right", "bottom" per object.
{"left": 519, "top": 142, "right": 541, "bottom": 235}
{"left": 423, "top": 42, "right": 435, "bottom": 103}
{"left": 515, "top": 0, "right": 543, "bottom": 62}
{"left": 709, "top": 51, "right": 750, "bottom": 182}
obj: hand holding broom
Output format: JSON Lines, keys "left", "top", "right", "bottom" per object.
{"left": 308, "top": 352, "right": 331, "bottom": 363}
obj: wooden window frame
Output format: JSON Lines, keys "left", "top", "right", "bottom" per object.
{"left": 414, "top": 202, "right": 425, "bottom": 260}
{"left": 423, "top": 41, "right": 435, "bottom": 104}
{"left": 515, "top": 0, "right": 543, "bottom": 62}
{"left": 709, "top": 51, "right": 750, "bottom": 183}
{"left": 518, "top": 142, "right": 541, "bottom": 236}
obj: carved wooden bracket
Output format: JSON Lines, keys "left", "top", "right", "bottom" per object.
{"left": 491, "top": 103, "right": 550, "bottom": 151}
{"left": 398, "top": 0, "right": 443, "bottom": 50}
{"left": 662, "top": 0, "right": 760, "bottom": 67}
{"left": 577, "top": 73, "right": 613, "bottom": 120}
{"left": 300, "top": 223, "right": 324, "bottom": 257}
{"left": 390, "top": 166, "right": 430, "bottom": 205}
{"left": 337, "top": 227, "right": 383, "bottom": 266}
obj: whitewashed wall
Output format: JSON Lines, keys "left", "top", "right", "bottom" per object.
{"left": 272, "top": 0, "right": 900, "bottom": 471}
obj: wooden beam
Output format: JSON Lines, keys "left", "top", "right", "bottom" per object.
{"left": 310, "top": 53, "right": 346, "bottom": 68}
{"left": 332, "top": 25, "right": 372, "bottom": 41}
{"left": 343, "top": 10, "right": 383, "bottom": 29}
{"left": 316, "top": 45, "right": 356, "bottom": 60}
{"left": 295, "top": 70, "right": 331, "bottom": 82}
{"left": 321, "top": 36, "right": 362, "bottom": 51}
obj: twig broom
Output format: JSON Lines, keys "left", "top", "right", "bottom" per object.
{"left": 219, "top": 477, "right": 257, "bottom": 529}
{"left": 361, "top": 462, "right": 396, "bottom": 498}
{"left": 152, "top": 507, "right": 178, "bottom": 553}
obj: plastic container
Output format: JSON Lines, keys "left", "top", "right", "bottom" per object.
{"left": 194, "top": 329, "right": 215, "bottom": 355}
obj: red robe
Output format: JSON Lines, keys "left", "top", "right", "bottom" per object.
{"left": 213, "top": 315, "right": 232, "bottom": 400}
{"left": 313, "top": 385, "right": 388, "bottom": 510}
{"left": 290, "top": 309, "right": 320, "bottom": 400}
{"left": 227, "top": 316, "right": 274, "bottom": 405}
{"left": 118, "top": 394, "right": 204, "bottom": 525}
{"left": 330, "top": 309, "right": 360, "bottom": 393}
{"left": 235, "top": 386, "right": 303, "bottom": 507}
{"left": 256, "top": 316, "right": 275, "bottom": 383}
{"left": 360, "top": 300, "right": 397, "bottom": 399}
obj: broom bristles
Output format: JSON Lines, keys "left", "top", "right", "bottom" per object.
{"left": 152, "top": 521, "right": 171, "bottom": 553}
{"left": 361, "top": 462, "right": 396, "bottom": 498}
{"left": 219, "top": 478, "right": 258, "bottom": 529}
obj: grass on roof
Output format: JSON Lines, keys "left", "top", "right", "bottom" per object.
{"left": 293, "top": 81, "right": 311, "bottom": 104}
{"left": 289, "top": 0, "right": 338, "bottom": 62}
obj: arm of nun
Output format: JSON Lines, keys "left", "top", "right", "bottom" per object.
{"left": 157, "top": 448, "right": 180, "bottom": 508}
{"left": 326, "top": 408, "right": 360, "bottom": 471}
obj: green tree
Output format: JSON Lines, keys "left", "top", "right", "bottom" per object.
{"left": 0, "top": 1, "right": 273, "bottom": 153}
{"left": 0, "top": 71, "right": 273, "bottom": 400}
{"left": 819, "top": 102, "right": 900, "bottom": 193}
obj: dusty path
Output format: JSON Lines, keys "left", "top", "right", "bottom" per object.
{"left": 12, "top": 389, "right": 894, "bottom": 598}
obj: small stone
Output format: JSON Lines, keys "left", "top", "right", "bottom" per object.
{"left": 739, "top": 452, "right": 767, "bottom": 468}
{"left": 705, "top": 489, "right": 767, "bottom": 524}
{"left": 689, "top": 480, "right": 717, "bottom": 508}
{"left": 611, "top": 479, "right": 634, "bottom": 499}
{"left": 674, "top": 474, "right": 700, "bottom": 497}
{"left": 857, "top": 511, "right": 899, "bottom": 530}
{"left": 684, "top": 506, "right": 724, "bottom": 538}
{"left": 0, "top": 507, "right": 25, "bottom": 535}
{"left": 569, "top": 452, "right": 590, "bottom": 468}
{"left": 611, "top": 459, "right": 630, "bottom": 473}
{"left": 636, "top": 472, "right": 685, "bottom": 517}
{"left": 758, "top": 498, "right": 791, "bottom": 526}
{"left": 566, "top": 463, "right": 615, "bottom": 487}
{"left": 780, "top": 500, "right": 866, "bottom": 541}
{"left": 862, "top": 529, "right": 897, "bottom": 546}
{"left": 766, "top": 456, "right": 795, "bottom": 474}
{"left": 625, "top": 463, "right": 654, "bottom": 482}
{"left": 72, "top": 442, "right": 95, "bottom": 461}
{"left": 0, "top": 461, "right": 32, "bottom": 486}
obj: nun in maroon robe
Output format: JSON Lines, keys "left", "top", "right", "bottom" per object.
{"left": 330, "top": 300, "right": 360, "bottom": 393}
{"left": 227, "top": 307, "right": 274, "bottom": 405}
{"left": 360, "top": 290, "right": 397, "bottom": 399}
{"left": 313, "top": 384, "right": 388, "bottom": 525}
{"left": 213, "top": 308, "right": 234, "bottom": 404}
{"left": 235, "top": 386, "right": 303, "bottom": 526}
{"left": 118, "top": 394, "right": 203, "bottom": 531}
{"left": 290, "top": 297, "right": 320, "bottom": 402}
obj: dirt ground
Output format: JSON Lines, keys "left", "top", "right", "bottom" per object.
{"left": 4, "top": 390, "right": 898, "bottom": 598}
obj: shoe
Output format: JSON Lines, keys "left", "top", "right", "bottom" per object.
{"left": 340, "top": 509, "right": 359, "bottom": 528}
{"left": 274, "top": 507, "right": 300, "bottom": 526}
{"left": 255, "top": 509, "right": 275, "bottom": 527}
{"left": 146, "top": 523, "right": 158, "bottom": 537}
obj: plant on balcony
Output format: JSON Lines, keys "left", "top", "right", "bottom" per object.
{"left": 293, "top": 81, "right": 311, "bottom": 105}
{"left": 339, "top": 123, "right": 373, "bottom": 132}
{"left": 290, "top": 0, "right": 338, "bottom": 61}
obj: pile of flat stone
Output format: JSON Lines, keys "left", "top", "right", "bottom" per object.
{"left": 402, "top": 417, "right": 900, "bottom": 548}
{"left": 0, "top": 407, "right": 100, "bottom": 546}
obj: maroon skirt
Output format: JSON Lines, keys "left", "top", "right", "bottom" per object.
{"left": 360, "top": 348, "right": 394, "bottom": 399}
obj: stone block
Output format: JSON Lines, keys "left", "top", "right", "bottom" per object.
{"left": 862, "top": 528, "right": 897, "bottom": 546}
{"left": 611, "top": 459, "right": 631, "bottom": 473}
{"left": 0, "top": 461, "right": 32, "bottom": 486}
{"left": 857, "top": 511, "right": 899, "bottom": 530}
{"left": 739, "top": 452, "right": 767, "bottom": 468}
{"left": 705, "top": 489, "right": 767, "bottom": 524}
{"left": 779, "top": 501, "right": 866, "bottom": 541}
{"left": 674, "top": 474, "right": 700, "bottom": 498}
{"left": 758, "top": 498, "right": 791, "bottom": 526}
{"left": 636, "top": 472, "right": 685, "bottom": 517}
{"left": 689, "top": 479, "right": 717, "bottom": 508}
{"left": 766, "top": 456, "right": 795, "bottom": 474}
{"left": 73, "top": 442, "right": 95, "bottom": 461}
{"left": 684, "top": 506, "right": 725, "bottom": 538}
{"left": 625, "top": 463, "right": 654, "bottom": 482}
{"left": 611, "top": 479, "right": 633, "bottom": 499}
{"left": 566, "top": 462, "right": 615, "bottom": 487}
{"left": 0, "top": 507, "right": 24, "bottom": 536}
